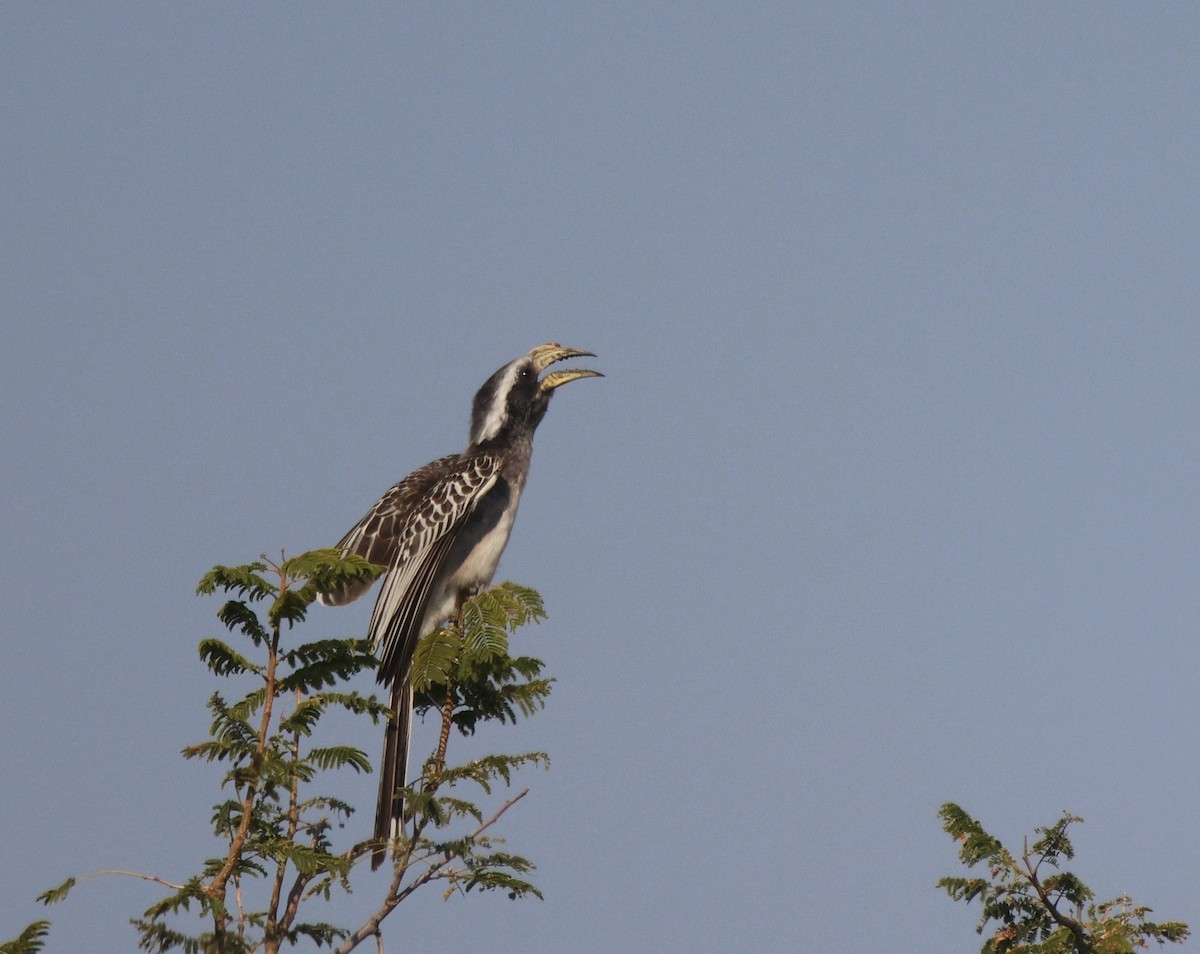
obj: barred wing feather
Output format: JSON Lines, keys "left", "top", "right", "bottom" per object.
{"left": 325, "top": 453, "right": 502, "bottom": 682}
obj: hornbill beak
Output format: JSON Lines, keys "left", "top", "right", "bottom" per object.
{"left": 530, "top": 343, "right": 603, "bottom": 390}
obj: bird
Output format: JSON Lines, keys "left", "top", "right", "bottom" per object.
{"left": 319, "top": 343, "right": 600, "bottom": 867}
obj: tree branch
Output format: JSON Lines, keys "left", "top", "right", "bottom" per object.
{"left": 334, "top": 789, "right": 530, "bottom": 954}
{"left": 1021, "top": 846, "right": 1093, "bottom": 954}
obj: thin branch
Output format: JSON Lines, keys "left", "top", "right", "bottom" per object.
{"left": 235, "top": 876, "right": 246, "bottom": 946}
{"left": 334, "top": 790, "right": 530, "bottom": 954}
{"left": 1021, "top": 846, "right": 1093, "bottom": 954}
{"left": 75, "top": 869, "right": 186, "bottom": 892}
{"left": 390, "top": 789, "right": 529, "bottom": 907}
{"left": 282, "top": 821, "right": 329, "bottom": 932}
{"left": 433, "top": 663, "right": 457, "bottom": 782}
{"left": 207, "top": 612, "right": 281, "bottom": 904}
{"left": 267, "top": 686, "right": 307, "bottom": 948}
{"left": 429, "top": 608, "right": 462, "bottom": 789}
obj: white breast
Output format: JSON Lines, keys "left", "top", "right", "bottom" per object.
{"left": 418, "top": 486, "right": 522, "bottom": 634}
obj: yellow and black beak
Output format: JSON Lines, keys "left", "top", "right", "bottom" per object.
{"left": 529, "top": 343, "right": 603, "bottom": 391}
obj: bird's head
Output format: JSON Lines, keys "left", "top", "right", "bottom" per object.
{"left": 469, "top": 343, "right": 601, "bottom": 446}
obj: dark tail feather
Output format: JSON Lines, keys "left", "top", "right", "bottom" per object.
{"left": 371, "top": 681, "right": 412, "bottom": 870}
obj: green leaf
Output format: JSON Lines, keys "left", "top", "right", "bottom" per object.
{"left": 269, "top": 588, "right": 312, "bottom": 628}
{"left": 435, "top": 753, "right": 549, "bottom": 794}
{"left": 35, "top": 877, "right": 74, "bottom": 907}
{"left": 1, "top": 920, "right": 51, "bottom": 954}
{"left": 428, "top": 796, "right": 484, "bottom": 825}
{"left": 938, "top": 803, "right": 1009, "bottom": 868}
{"left": 140, "top": 877, "right": 208, "bottom": 920}
{"left": 936, "top": 876, "right": 988, "bottom": 903}
{"left": 197, "top": 638, "right": 261, "bottom": 677}
{"left": 196, "top": 563, "right": 273, "bottom": 600}
{"left": 485, "top": 581, "right": 547, "bottom": 627}
{"left": 282, "top": 921, "right": 349, "bottom": 947}
{"left": 277, "top": 639, "right": 379, "bottom": 693}
{"left": 409, "top": 625, "right": 462, "bottom": 693}
{"left": 463, "top": 850, "right": 542, "bottom": 900}
{"left": 459, "top": 597, "right": 510, "bottom": 662}
{"left": 199, "top": 693, "right": 258, "bottom": 755}
{"left": 307, "top": 745, "right": 371, "bottom": 774}
{"left": 1031, "top": 814, "right": 1082, "bottom": 861}
{"left": 281, "top": 549, "right": 384, "bottom": 595}
{"left": 278, "top": 697, "right": 325, "bottom": 736}
{"left": 214, "top": 600, "right": 270, "bottom": 644}
{"left": 227, "top": 687, "right": 267, "bottom": 723}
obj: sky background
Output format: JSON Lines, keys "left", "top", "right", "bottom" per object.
{"left": 4, "top": 4, "right": 1200, "bottom": 952}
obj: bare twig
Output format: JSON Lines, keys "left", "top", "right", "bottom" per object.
{"left": 75, "top": 869, "right": 186, "bottom": 892}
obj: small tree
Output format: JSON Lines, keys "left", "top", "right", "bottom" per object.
{"left": 12, "top": 550, "right": 554, "bottom": 952}
{"left": 938, "top": 803, "right": 1189, "bottom": 954}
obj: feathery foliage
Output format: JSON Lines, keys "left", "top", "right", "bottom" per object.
{"left": 0, "top": 920, "right": 51, "bottom": 954}
{"left": 938, "top": 803, "right": 1189, "bottom": 954}
{"left": 411, "top": 582, "right": 552, "bottom": 736}
{"left": 20, "top": 550, "right": 557, "bottom": 953}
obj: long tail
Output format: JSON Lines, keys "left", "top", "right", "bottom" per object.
{"left": 371, "top": 681, "right": 412, "bottom": 870}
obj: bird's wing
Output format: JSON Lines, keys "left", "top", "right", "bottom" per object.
{"left": 345, "top": 453, "right": 502, "bottom": 683}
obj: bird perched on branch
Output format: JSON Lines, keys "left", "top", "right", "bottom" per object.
{"left": 319, "top": 343, "right": 600, "bottom": 867}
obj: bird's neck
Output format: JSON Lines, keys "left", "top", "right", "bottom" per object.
{"left": 470, "top": 426, "right": 536, "bottom": 464}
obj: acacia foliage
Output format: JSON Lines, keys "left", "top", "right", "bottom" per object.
{"left": 17, "top": 549, "right": 554, "bottom": 953}
{"left": 938, "top": 803, "right": 1189, "bottom": 954}
{"left": 0, "top": 921, "right": 50, "bottom": 954}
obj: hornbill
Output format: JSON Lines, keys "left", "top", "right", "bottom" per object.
{"left": 319, "top": 343, "right": 600, "bottom": 867}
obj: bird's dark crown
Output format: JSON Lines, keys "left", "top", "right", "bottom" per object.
{"left": 468, "top": 343, "right": 600, "bottom": 448}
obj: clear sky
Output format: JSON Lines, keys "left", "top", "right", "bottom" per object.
{"left": 4, "top": 5, "right": 1200, "bottom": 952}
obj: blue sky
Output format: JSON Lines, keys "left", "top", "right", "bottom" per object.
{"left": 4, "top": 5, "right": 1200, "bottom": 952}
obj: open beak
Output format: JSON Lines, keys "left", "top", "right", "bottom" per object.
{"left": 530, "top": 343, "right": 603, "bottom": 390}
